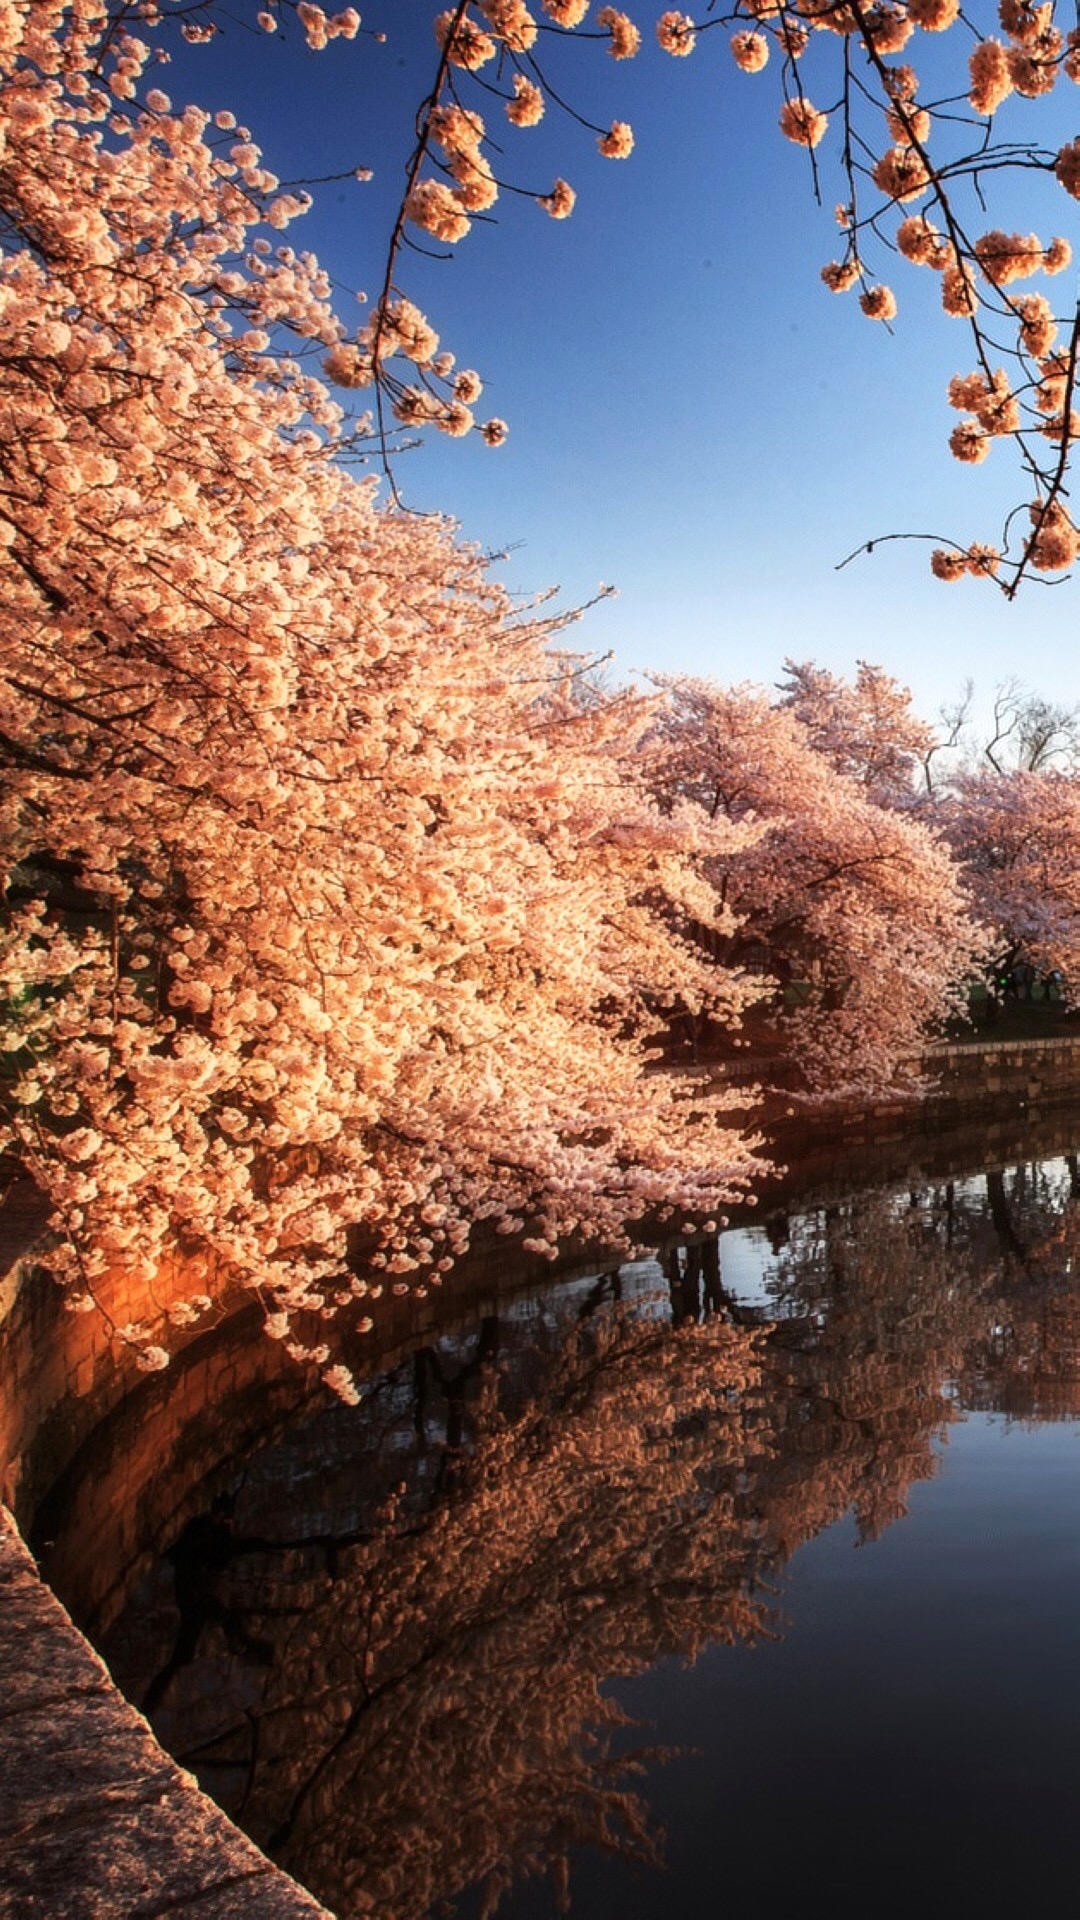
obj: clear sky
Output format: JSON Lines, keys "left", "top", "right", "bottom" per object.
{"left": 164, "top": 4, "right": 1080, "bottom": 728}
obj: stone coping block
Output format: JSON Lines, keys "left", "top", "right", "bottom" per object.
{"left": 0, "top": 1507, "right": 334, "bottom": 1920}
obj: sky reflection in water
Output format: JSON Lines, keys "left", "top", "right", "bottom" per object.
{"left": 55, "top": 1151, "right": 1080, "bottom": 1920}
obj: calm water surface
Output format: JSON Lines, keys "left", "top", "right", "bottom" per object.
{"left": 36, "top": 1141, "right": 1080, "bottom": 1919}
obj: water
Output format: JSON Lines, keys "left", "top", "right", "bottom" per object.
{"left": 34, "top": 1140, "right": 1080, "bottom": 1919}
{"left": 559, "top": 1417, "right": 1080, "bottom": 1918}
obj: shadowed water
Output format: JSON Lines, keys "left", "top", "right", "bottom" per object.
{"left": 33, "top": 1133, "right": 1080, "bottom": 1920}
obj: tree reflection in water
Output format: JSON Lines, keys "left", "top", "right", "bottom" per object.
{"left": 96, "top": 1156, "right": 1080, "bottom": 1920}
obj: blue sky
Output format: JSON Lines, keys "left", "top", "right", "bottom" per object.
{"left": 166, "top": 5, "right": 1080, "bottom": 727}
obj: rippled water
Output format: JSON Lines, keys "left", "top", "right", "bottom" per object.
{"left": 35, "top": 1134, "right": 1080, "bottom": 1919}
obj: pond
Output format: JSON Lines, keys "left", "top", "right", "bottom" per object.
{"left": 29, "top": 1121, "right": 1080, "bottom": 1920}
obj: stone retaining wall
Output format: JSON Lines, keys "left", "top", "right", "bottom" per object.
{"left": 746, "top": 1034, "right": 1080, "bottom": 1155}
{"left": 924, "top": 1033, "right": 1080, "bottom": 1113}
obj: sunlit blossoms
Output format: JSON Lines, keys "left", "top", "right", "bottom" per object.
{"left": 656, "top": 10, "right": 696, "bottom": 55}
{"left": 403, "top": 0, "right": 1080, "bottom": 586}
{"left": 647, "top": 674, "right": 985, "bottom": 1097}
{"left": 821, "top": 260, "right": 860, "bottom": 292}
{"left": 965, "top": 543, "right": 1001, "bottom": 577}
{"left": 948, "top": 422, "right": 991, "bottom": 465}
{"left": 908, "top": 0, "right": 959, "bottom": 29}
{"left": 506, "top": 73, "right": 545, "bottom": 125}
{"left": 860, "top": 285, "right": 897, "bottom": 322}
{"left": 0, "top": 0, "right": 769, "bottom": 1381}
{"left": 779, "top": 98, "right": 828, "bottom": 148}
{"left": 598, "top": 120, "right": 634, "bottom": 158}
{"left": 596, "top": 5, "right": 641, "bottom": 56}
{"left": 543, "top": 0, "right": 590, "bottom": 24}
{"left": 974, "top": 229, "right": 1045, "bottom": 285}
{"left": 538, "top": 177, "right": 576, "bottom": 217}
{"left": 434, "top": 7, "right": 497, "bottom": 68}
{"left": 406, "top": 178, "right": 473, "bottom": 243}
{"left": 896, "top": 216, "right": 943, "bottom": 266}
{"left": 1028, "top": 499, "right": 1080, "bottom": 571}
{"left": 477, "top": 0, "right": 539, "bottom": 51}
{"left": 942, "top": 771, "right": 1080, "bottom": 994}
{"left": 941, "top": 258, "right": 977, "bottom": 318}
{"left": 1054, "top": 139, "right": 1080, "bottom": 198}
{"left": 730, "top": 30, "right": 769, "bottom": 72}
{"left": 871, "top": 146, "right": 931, "bottom": 203}
{"left": 930, "top": 548, "right": 971, "bottom": 582}
{"left": 969, "top": 38, "right": 1013, "bottom": 113}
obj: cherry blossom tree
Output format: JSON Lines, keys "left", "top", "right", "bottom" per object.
{"left": 777, "top": 657, "right": 937, "bottom": 802}
{"left": 647, "top": 676, "right": 986, "bottom": 1092}
{"left": 938, "top": 766, "right": 1080, "bottom": 992}
{"left": 0, "top": 2, "right": 766, "bottom": 1383}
